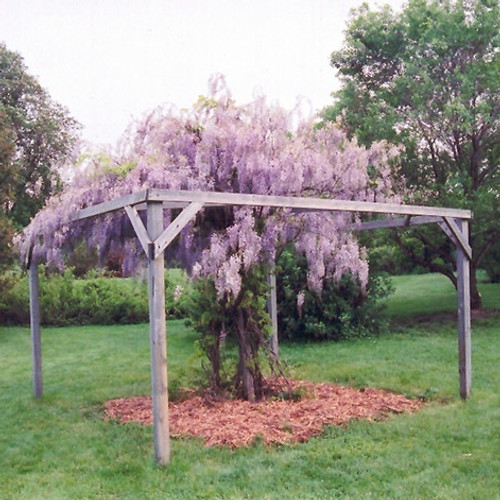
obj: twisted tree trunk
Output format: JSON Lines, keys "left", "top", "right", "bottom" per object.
{"left": 235, "top": 307, "right": 256, "bottom": 402}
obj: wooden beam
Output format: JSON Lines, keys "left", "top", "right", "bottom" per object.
{"left": 147, "top": 201, "right": 170, "bottom": 465}
{"left": 443, "top": 217, "right": 473, "bottom": 260}
{"left": 73, "top": 190, "right": 149, "bottom": 221}
{"left": 146, "top": 189, "right": 472, "bottom": 220}
{"left": 29, "top": 263, "right": 43, "bottom": 398}
{"left": 133, "top": 201, "right": 191, "bottom": 211}
{"left": 72, "top": 188, "right": 472, "bottom": 225}
{"left": 437, "top": 220, "right": 459, "bottom": 247}
{"left": 154, "top": 202, "right": 204, "bottom": 258}
{"left": 124, "top": 205, "right": 152, "bottom": 257}
{"left": 355, "top": 215, "right": 443, "bottom": 231}
{"left": 456, "top": 220, "right": 472, "bottom": 399}
{"left": 267, "top": 271, "right": 279, "bottom": 357}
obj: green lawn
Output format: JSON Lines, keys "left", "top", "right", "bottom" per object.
{"left": 385, "top": 271, "right": 499, "bottom": 320}
{"left": 1, "top": 274, "right": 499, "bottom": 499}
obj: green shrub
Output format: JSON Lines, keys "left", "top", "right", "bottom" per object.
{"left": 276, "top": 247, "right": 393, "bottom": 342}
{"left": 164, "top": 269, "right": 192, "bottom": 319}
{"left": 73, "top": 275, "right": 149, "bottom": 325}
{"left": 0, "top": 267, "right": 192, "bottom": 326}
{"left": 0, "top": 268, "right": 26, "bottom": 324}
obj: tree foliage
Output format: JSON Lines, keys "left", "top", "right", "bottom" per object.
{"left": 0, "top": 43, "right": 80, "bottom": 229}
{"left": 323, "top": 0, "right": 500, "bottom": 306}
{"left": 0, "top": 107, "right": 15, "bottom": 271}
{"left": 19, "top": 76, "right": 399, "bottom": 399}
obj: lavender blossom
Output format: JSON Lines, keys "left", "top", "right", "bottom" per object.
{"left": 18, "top": 75, "right": 400, "bottom": 299}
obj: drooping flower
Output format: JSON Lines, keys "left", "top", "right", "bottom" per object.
{"left": 18, "top": 75, "right": 399, "bottom": 298}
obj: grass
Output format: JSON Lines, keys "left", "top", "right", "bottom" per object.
{"left": 385, "top": 271, "right": 499, "bottom": 320}
{"left": 1, "top": 274, "right": 499, "bottom": 499}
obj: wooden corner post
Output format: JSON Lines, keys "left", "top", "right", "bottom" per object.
{"left": 29, "top": 261, "right": 43, "bottom": 398}
{"left": 147, "top": 200, "right": 170, "bottom": 465}
{"left": 267, "top": 271, "right": 279, "bottom": 357}
{"left": 456, "top": 219, "right": 472, "bottom": 399}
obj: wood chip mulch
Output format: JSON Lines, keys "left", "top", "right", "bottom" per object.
{"left": 104, "top": 379, "right": 423, "bottom": 448}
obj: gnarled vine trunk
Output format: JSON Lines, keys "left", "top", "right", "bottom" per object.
{"left": 234, "top": 307, "right": 264, "bottom": 402}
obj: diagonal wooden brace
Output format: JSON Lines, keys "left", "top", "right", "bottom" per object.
{"left": 442, "top": 217, "right": 472, "bottom": 260}
{"left": 125, "top": 205, "right": 152, "bottom": 257}
{"left": 438, "top": 220, "right": 458, "bottom": 247}
{"left": 154, "top": 202, "right": 204, "bottom": 258}
{"left": 125, "top": 202, "right": 204, "bottom": 259}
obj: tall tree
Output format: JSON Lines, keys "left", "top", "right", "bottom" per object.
{"left": 0, "top": 108, "right": 16, "bottom": 269}
{"left": 323, "top": 0, "right": 500, "bottom": 308}
{"left": 0, "top": 43, "right": 79, "bottom": 230}
{"left": 19, "top": 77, "right": 399, "bottom": 400}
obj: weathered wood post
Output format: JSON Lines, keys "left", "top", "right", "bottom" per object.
{"left": 29, "top": 261, "right": 43, "bottom": 398}
{"left": 267, "top": 271, "right": 279, "bottom": 357}
{"left": 456, "top": 219, "right": 471, "bottom": 399}
{"left": 147, "top": 200, "right": 170, "bottom": 465}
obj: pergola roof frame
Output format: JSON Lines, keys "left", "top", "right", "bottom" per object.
{"left": 29, "top": 189, "right": 473, "bottom": 466}
{"left": 73, "top": 187, "right": 471, "bottom": 220}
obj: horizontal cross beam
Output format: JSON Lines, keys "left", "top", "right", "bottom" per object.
{"left": 354, "top": 215, "right": 443, "bottom": 231}
{"left": 147, "top": 189, "right": 472, "bottom": 219}
{"left": 73, "top": 189, "right": 472, "bottom": 222}
{"left": 73, "top": 190, "right": 149, "bottom": 220}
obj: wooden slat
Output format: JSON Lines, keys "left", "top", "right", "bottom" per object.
{"left": 438, "top": 221, "right": 458, "bottom": 247}
{"left": 443, "top": 217, "right": 473, "bottom": 260}
{"left": 134, "top": 201, "right": 191, "bottom": 211}
{"left": 73, "top": 190, "right": 149, "bottom": 221}
{"left": 267, "top": 272, "right": 279, "bottom": 357}
{"left": 147, "top": 201, "right": 170, "bottom": 465}
{"left": 355, "top": 215, "right": 443, "bottom": 231}
{"left": 154, "top": 202, "right": 204, "bottom": 258}
{"left": 29, "top": 263, "right": 43, "bottom": 398}
{"left": 456, "top": 220, "right": 472, "bottom": 399}
{"left": 146, "top": 189, "right": 472, "bottom": 219}
{"left": 124, "top": 205, "right": 152, "bottom": 257}
{"left": 73, "top": 188, "right": 472, "bottom": 222}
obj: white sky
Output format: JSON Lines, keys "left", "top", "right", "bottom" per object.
{"left": 1, "top": 0, "right": 404, "bottom": 147}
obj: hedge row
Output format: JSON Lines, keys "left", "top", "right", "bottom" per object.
{"left": 0, "top": 267, "right": 191, "bottom": 326}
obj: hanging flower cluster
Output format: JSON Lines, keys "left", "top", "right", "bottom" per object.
{"left": 18, "top": 75, "right": 400, "bottom": 297}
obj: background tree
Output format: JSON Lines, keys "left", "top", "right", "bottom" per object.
{"left": 0, "top": 107, "right": 15, "bottom": 268}
{"left": 0, "top": 43, "right": 80, "bottom": 230}
{"left": 323, "top": 0, "right": 500, "bottom": 308}
{"left": 19, "top": 77, "right": 399, "bottom": 400}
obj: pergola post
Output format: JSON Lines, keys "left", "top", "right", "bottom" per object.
{"left": 147, "top": 200, "right": 170, "bottom": 465}
{"left": 267, "top": 271, "right": 279, "bottom": 357}
{"left": 456, "top": 219, "right": 472, "bottom": 399}
{"left": 29, "top": 261, "right": 43, "bottom": 398}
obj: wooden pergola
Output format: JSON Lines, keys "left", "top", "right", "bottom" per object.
{"left": 28, "top": 189, "right": 473, "bottom": 465}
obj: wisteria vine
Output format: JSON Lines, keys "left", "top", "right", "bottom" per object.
{"left": 19, "top": 76, "right": 401, "bottom": 298}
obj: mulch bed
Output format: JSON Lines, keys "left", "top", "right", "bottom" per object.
{"left": 104, "top": 378, "right": 423, "bottom": 448}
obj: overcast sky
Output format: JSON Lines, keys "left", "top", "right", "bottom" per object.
{"left": 1, "top": 0, "right": 404, "bottom": 147}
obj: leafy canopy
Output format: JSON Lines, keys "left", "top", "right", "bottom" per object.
{"left": 323, "top": 0, "right": 500, "bottom": 303}
{"left": 1, "top": 43, "right": 79, "bottom": 274}
{"left": 0, "top": 43, "right": 80, "bottom": 228}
